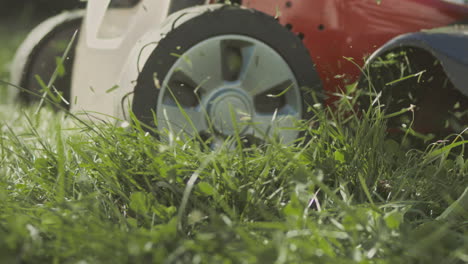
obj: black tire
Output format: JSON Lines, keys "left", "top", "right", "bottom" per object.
{"left": 132, "top": 5, "right": 323, "bottom": 140}
{"left": 358, "top": 47, "right": 468, "bottom": 141}
{"left": 10, "top": 11, "right": 83, "bottom": 108}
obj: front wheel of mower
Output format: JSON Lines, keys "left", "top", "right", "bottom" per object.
{"left": 132, "top": 5, "right": 323, "bottom": 145}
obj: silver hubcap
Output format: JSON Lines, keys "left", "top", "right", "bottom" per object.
{"left": 208, "top": 88, "right": 253, "bottom": 135}
{"left": 157, "top": 35, "right": 302, "bottom": 144}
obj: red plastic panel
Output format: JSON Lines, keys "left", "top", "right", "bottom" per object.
{"left": 244, "top": 0, "right": 468, "bottom": 93}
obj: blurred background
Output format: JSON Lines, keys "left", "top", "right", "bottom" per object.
{"left": 0, "top": 0, "right": 82, "bottom": 20}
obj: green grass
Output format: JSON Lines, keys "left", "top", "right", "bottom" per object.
{"left": 0, "top": 21, "right": 467, "bottom": 264}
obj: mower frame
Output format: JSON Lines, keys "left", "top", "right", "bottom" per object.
{"left": 9, "top": 0, "right": 468, "bottom": 137}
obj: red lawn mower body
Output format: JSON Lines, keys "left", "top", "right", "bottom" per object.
{"left": 244, "top": 0, "right": 468, "bottom": 94}
{"left": 11, "top": 0, "right": 468, "bottom": 141}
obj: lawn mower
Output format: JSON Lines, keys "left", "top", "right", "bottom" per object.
{"left": 9, "top": 0, "right": 468, "bottom": 144}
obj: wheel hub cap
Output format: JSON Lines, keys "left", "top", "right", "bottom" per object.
{"left": 156, "top": 35, "right": 303, "bottom": 144}
{"left": 208, "top": 89, "right": 252, "bottom": 135}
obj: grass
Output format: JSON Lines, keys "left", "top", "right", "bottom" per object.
{"left": 0, "top": 20, "right": 467, "bottom": 264}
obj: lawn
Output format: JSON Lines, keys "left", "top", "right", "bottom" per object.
{"left": 0, "top": 18, "right": 467, "bottom": 264}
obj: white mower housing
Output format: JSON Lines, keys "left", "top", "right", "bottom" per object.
{"left": 71, "top": 0, "right": 172, "bottom": 119}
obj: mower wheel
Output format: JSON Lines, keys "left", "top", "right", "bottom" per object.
{"left": 133, "top": 5, "right": 322, "bottom": 145}
{"left": 10, "top": 10, "right": 83, "bottom": 108}
{"left": 359, "top": 47, "right": 468, "bottom": 141}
